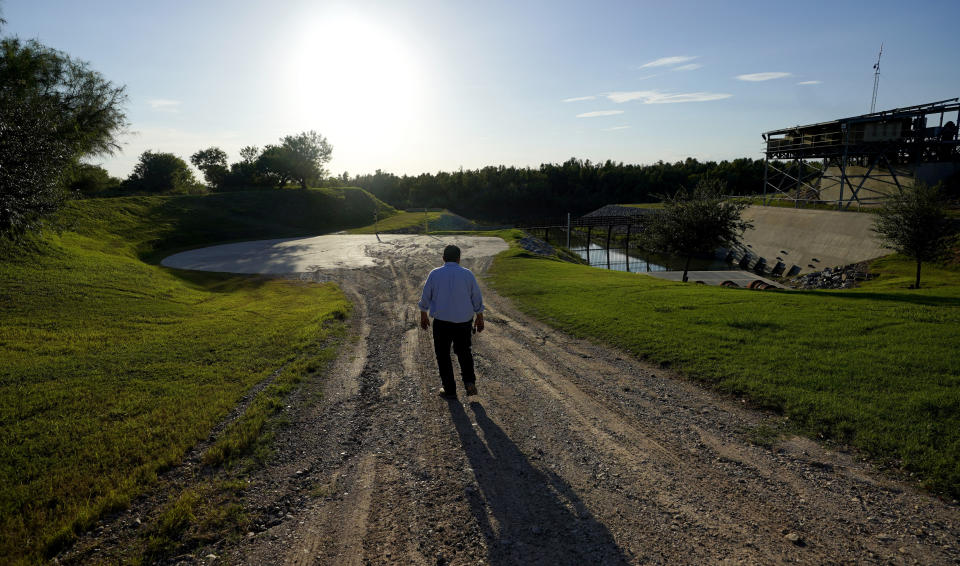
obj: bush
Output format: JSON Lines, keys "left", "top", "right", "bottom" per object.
{"left": 0, "top": 97, "right": 72, "bottom": 239}
{"left": 0, "top": 36, "right": 126, "bottom": 238}
{"left": 64, "top": 163, "right": 121, "bottom": 197}
{"left": 123, "top": 151, "right": 205, "bottom": 195}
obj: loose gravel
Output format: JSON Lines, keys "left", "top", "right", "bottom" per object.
{"left": 60, "top": 237, "right": 959, "bottom": 565}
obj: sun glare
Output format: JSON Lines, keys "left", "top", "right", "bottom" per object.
{"left": 284, "top": 13, "right": 426, "bottom": 150}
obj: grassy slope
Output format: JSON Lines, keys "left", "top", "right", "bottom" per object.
{"left": 346, "top": 210, "right": 478, "bottom": 234}
{"left": 488, "top": 239, "right": 960, "bottom": 497}
{"left": 0, "top": 188, "right": 383, "bottom": 563}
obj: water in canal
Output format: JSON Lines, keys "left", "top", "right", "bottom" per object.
{"left": 573, "top": 243, "right": 731, "bottom": 273}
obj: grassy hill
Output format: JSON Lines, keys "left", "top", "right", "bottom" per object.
{"left": 0, "top": 188, "right": 388, "bottom": 564}
{"left": 489, "top": 235, "right": 960, "bottom": 499}
{"left": 346, "top": 209, "right": 484, "bottom": 234}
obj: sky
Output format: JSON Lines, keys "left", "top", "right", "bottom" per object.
{"left": 4, "top": 0, "right": 960, "bottom": 179}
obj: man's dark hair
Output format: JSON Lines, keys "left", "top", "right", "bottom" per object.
{"left": 442, "top": 245, "right": 461, "bottom": 262}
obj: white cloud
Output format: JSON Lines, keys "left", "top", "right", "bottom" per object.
{"left": 605, "top": 90, "right": 732, "bottom": 104}
{"left": 602, "top": 126, "right": 631, "bottom": 131}
{"left": 606, "top": 91, "right": 656, "bottom": 103}
{"left": 797, "top": 80, "right": 822, "bottom": 85}
{"left": 673, "top": 64, "right": 702, "bottom": 71}
{"left": 576, "top": 110, "right": 625, "bottom": 118}
{"left": 640, "top": 56, "right": 697, "bottom": 68}
{"left": 563, "top": 96, "right": 597, "bottom": 102}
{"left": 736, "top": 72, "right": 791, "bottom": 82}
{"left": 148, "top": 98, "right": 182, "bottom": 112}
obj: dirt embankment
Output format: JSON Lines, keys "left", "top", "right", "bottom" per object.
{"left": 63, "top": 238, "right": 959, "bottom": 565}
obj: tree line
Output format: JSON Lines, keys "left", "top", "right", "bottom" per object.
{"left": 341, "top": 157, "right": 769, "bottom": 223}
{"left": 65, "top": 131, "right": 333, "bottom": 198}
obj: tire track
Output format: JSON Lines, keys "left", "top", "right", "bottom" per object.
{"left": 222, "top": 240, "right": 959, "bottom": 566}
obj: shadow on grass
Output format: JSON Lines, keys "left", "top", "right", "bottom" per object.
{"left": 159, "top": 267, "right": 277, "bottom": 294}
{"left": 134, "top": 189, "right": 379, "bottom": 264}
{"left": 447, "top": 400, "right": 629, "bottom": 565}
{"left": 155, "top": 237, "right": 351, "bottom": 291}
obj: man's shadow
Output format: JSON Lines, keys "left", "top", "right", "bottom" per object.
{"left": 447, "top": 400, "right": 629, "bottom": 565}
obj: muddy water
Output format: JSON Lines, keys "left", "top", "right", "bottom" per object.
{"left": 574, "top": 243, "right": 730, "bottom": 273}
{"left": 161, "top": 234, "right": 509, "bottom": 274}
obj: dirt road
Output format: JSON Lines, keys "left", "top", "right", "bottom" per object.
{"left": 210, "top": 238, "right": 958, "bottom": 565}
{"left": 63, "top": 236, "right": 960, "bottom": 565}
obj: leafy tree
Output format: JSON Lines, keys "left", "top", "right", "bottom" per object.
{"left": 218, "top": 145, "right": 265, "bottom": 190}
{"left": 1, "top": 37, "right": 127, "bottom": 158}
{"left": 64, "top": 163, "right": 120, "bottom": 197}
{"left": 255, "top": 131, "right": 333, "bottom": 189}
{"left": 282, "top": 131, "right": 333, "bottom": 189}
{"left": 0, "top": 34, "right": 127, "bottom": 238}
{"left": 642, "top": 179, "right": 752, "bottom": 282}
{"left": 255, "top": 144, "right": 293, "bottom": 189}
{"left": 238, "top": 145, "right": 259, "bottom": 165}
{"left": 0, "top": 96, "right": 73, "bottom": 237}
{"left": 872, "top": 183, "right": 952, "bottom": 289}
{"left": 190, "top": 147, "right": 228, "bottom": 189}
{"left": 124, "top": 151, "right": 202, "bottom": 195}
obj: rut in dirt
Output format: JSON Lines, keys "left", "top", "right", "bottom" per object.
{"left": 219, "top": 244, "right": 958, "bottom": 566}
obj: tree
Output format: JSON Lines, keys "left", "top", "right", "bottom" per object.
{"left": 238, "top": 145, "right": 259, "bottom": 165}
{"left": 218, "top": 145, "right": 265, "bottom": 190}
{"left": 0, "top": 35, "right": 127, "bottom": 238}
{"left": 64, "top": 163, "right": 121, "bottom": 197}
{"left": 642, "top": 179, "right": 752, "bottom": 282}
{"left": 255, "top": 131, "right": 333, "bottom": 190}
{"left": 282, "top": 131, "right": 333, "bottom": 189}
{"left": 0, "top": 96, "right": 73, "bottom": 237}
{"left": 872, "top": 183, "right": 952, "bottom": 289}
{"left": 255, "top": 144, "right": 293, "bottom": 189}
{"left": 190, "top": 147, "right": 228, "bottom": 189}
{"left": 1, "top": 38, "right": 127, "bottom": 158}
{"left": 124, "top": 151, "right": 201, "bottom": 195}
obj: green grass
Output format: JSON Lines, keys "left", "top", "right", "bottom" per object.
{"left": 488, "top": 235, "right": 960, "bottom": 497}
{"left": 0, "top": 189, "right": 376, "bottom": 564}
{"left": 347, "top": 210, "right": 444, "bottom": 233}
{"left": 346, "top": 210, "right": 479, "bottom": 234}
{"left": 141, "top": 483, "right": 247, "bottom": 563}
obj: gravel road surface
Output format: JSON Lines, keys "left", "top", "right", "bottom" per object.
{"left": 65, "top": 235, "right": 959, "bottom": 565}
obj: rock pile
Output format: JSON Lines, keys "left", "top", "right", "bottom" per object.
{"left": 789, "top": 262, "right": 873, "bottom": 289}
{"left": 519, "top": 235, "right": 556, "bottom": 256}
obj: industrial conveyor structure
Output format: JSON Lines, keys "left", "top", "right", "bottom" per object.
{"left": 762, "top": 98, "right": 960, "bottom": 208}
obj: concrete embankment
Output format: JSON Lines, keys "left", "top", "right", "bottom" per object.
{"left": 735, "top": 205, "right": 887, "bottom": 275}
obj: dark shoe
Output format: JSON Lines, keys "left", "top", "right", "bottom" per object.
{"left": 465, "top": 383, "right": 478, "bottom": 396}
{"left": 438, "top": 388, "right": 457, "bottom": 399}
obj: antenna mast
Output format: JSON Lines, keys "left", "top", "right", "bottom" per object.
{"left": 870, "top": 43, "right": 883, "bottom": 113}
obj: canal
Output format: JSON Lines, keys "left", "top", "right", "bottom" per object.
{"left": 572, "top": 243, "right": 731, "bottom": 272}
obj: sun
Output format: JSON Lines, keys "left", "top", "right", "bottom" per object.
{"left": 283, "top": 13, "right": 426, "bottom": 147}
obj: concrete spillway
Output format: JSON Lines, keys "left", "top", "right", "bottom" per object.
{"left": 736, "top": 206, "right": 887, "bottom": 274}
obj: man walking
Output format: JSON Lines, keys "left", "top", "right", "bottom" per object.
{"left": 418, "top": 245, "right": 485, "bottom": 398}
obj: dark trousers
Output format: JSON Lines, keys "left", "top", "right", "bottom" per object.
{"left": 432, "top": 318, "right": 475, "bottom": 394}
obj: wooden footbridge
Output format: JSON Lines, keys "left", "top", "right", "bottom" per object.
{"left": 520, "top": 206, "right": 656, "bottom": 271}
